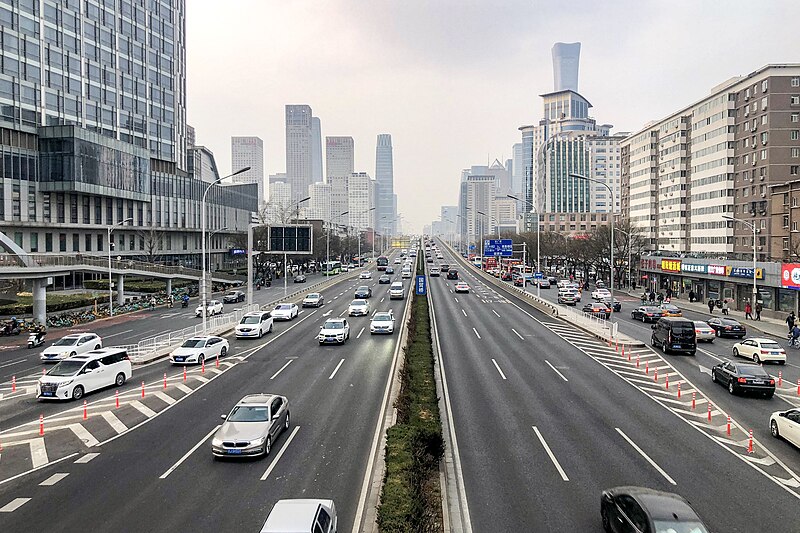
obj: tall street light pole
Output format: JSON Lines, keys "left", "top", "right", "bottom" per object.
{"left": 508, "top": 194, "right": 541, "bottom": 297}
{"left": 107, "top": 217, "right": 133, "bottom": 316}
{"left": 723, "top": 215, "right": 758, "bottom": 307}
{"left": 327, "top": 210, "right": 349, "bottom": 270}
{"left": 616, "top": 227, "right": 632, "bottom": 291}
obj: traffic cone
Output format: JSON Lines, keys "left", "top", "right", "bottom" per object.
{"left": 677, "top": 382, "right": 681, "bottom": 398}
{"left": 665, "top": 375, "right": 669, "bottom": 389}
{"left": 183, "top": 366, "right": 187, "bottom": 381}
{"left": 141, "top": 381, "right": 145, "bottom": 398}
{"left": 83, "top": 400, "right": 87, "bottom": 420}
{"left": 11, "top": 375, "right": 15, "bottom": 392}
{"left": 201, "top": 360, "right": 205, "bottom": 374}
{"left": 727, "top": 415, "right": 731, "bottom": 436}
{"left": 115, "top": 390, "right": 119, "bottom": 409}
{"left": 691, "top": 391, "right": 696, "bottom": 410}
{"left": 39, "top": 414, "right": 44, "bottom": 436}
{"left": 748, "top": 429, "right": 754, "bottom": 454}
{"left": 707, "top": 402, "right": 712, "bottom": 422}
{"left": 163, "top": 373, "right": 167, "bottom": 389}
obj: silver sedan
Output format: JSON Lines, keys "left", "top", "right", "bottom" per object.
{"left": 693, "top": 321, "right": 716, "bottom": 343}
{"left": 212, "top": 393, "right": 290, "bottom": 458}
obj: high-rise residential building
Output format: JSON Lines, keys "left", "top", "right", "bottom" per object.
{"left": 463, "top": 175, "right": 497, "bottom": 248}
{"left": 375, "top": 134, "right": 396, "bottom": 235}
{"left": 231, "top": 136, "right": 265, "bottom": 205}
{"left": 326, "top": 136, "right": 354, "bottom": 227}
{"left": 285, "top": 104, "right": 313, "bottom": 203}
{"left": 552, "top": 42, "right": 581, "bottom": 92}
{"left": 311, "top": 117, "right": 323, "bottom": 182}
{"left": 348, "top": 172, "right": 375, "bottom": 231}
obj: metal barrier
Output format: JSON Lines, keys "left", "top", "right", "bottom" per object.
{"left": 557, "top": 304, "right": 616, "bottom": 338}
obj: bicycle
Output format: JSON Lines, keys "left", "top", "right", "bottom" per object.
{"left": 788, "top": 334, "right": 800, "bottom": 349}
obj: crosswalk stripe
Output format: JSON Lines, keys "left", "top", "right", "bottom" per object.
{"left": 174, "top": 383, "right": 193, "bottom": 394}
{"left": 129, "top": 400, "right": 157, "bottom": 418}
{"left": 101, "top": 412, "right": 128, "bottom": 434}
{"left": 68, "top": 423, "right": 99, "bottom": 448}
{"left": 153, "top": 391, "right": 176, "bottom": 405}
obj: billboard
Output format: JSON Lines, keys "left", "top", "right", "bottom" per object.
{"left": 268, "top": 225, "right": 312, "bottom": 254}
{"left": 782, "top": 263, "right": 800, "bottom": 289}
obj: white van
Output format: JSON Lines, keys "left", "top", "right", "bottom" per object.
{"left": 260, "top": 499, "right": 337, "bottom": 533}
{"left": 389, "top": 282, "right": 405, "bottom": 300}
{"left": 37, "top": 348, "right": 132, "bottom": 401}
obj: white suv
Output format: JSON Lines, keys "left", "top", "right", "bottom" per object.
{"left": 389, "top": 282, "right": 405, "bottom": 300}
{"left": 260, "top": 499, "right": 337, "bottom": 533}
{"left": 41, "top": 333, "right": 102, "bottom": 362}
{"left": 37, "top": 348, "right": 131, "bottom": 401}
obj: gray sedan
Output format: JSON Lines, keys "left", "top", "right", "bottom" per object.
{"left": 212, "top": 393, "right": 290, "bottom": 458}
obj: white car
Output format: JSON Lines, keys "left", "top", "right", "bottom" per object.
{"left": 348, "top": 299, "right": 370, "bottom": 317}
{"left": 430, "top": 267, "right": 440, "bottom": 277}
{"left": 393, "top": 258, "right": 402, "bottom": 264}
{"left": 389, "top": 282, "right": 405, "bottom": 300}
{"left": 732, "top": 338, "right": 787, "bottom": 364}
{"left": 37, "top": 348, "right": 131, "bottom": 401}
{"left": 170, "top": 336, "right": 229, "bottom": 365}
{"left": 40, "top": 333, "right": 102, "bottom": 362}
{"left": 196, "top": 300, "right": 223, "bottom": 317}
{"left": 693, "top": 321, "right": 716, "bottom": 342}
{"left": 260, "top": 499, "right": 337, "bottom": 533}
{"left": 359, "top": 271, "right": 372, "bottom": 279}
{"left": 318, "top": 318, "right": 350, "bottom": 345}
{"left": 591, "top": 289, "right": 611, "bottom": 301}
{"left": 272, "top": 303, "right": 299, "bottom": 320}
{"left": 770, "top": 409, "right": 800, "bottom": 449}
{"left": 454, "top": 282, "right": 470, "bottom": 293}
{"left": 370, "top": 311, "right": 395, "bottom": 334}
{"left": 436, "top": 254, "right": 443, "bottom": 260}
{"left": 235, "top": 311, "right": 274, "bottom": 338}
{"left": 401, "top": 269, "right": 412, "bottom": 279}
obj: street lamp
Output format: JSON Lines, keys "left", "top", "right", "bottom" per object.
{"left": 477, "top": 210, "right": 489, "bottom": 268}
{"left": 202, "top": 166, "right": 250, "bottom": 334}
{"left": 508, "top": 194, "right": 542, "bottom": 297}
{"left": 616, "top": 227, "right": 633, "bottom": 292}
{"left": 722, "top": 215, "right": 758, "bottom": 307}
{"left": 327, "top": 210, "right": 349, "bottom": 271}
{"left": 366, "top": 207, "right": 377, "bottom": 263}
{"left": 107, "top": 217, "right": 133, "bottom": 316}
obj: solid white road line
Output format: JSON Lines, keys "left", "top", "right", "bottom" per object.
{"left": 39, "top": 473, "right": 69, "bottom": 486}
{"left": 270, "top": 360, "right": 293, "bottom": 380}
{"left": 511, "top": 328, "right": 524, "bottom": 340}
{"left": 462, "top": 309, "right": 467, "bottom": 317}
{"left": 329, "top": 358, "right": 345, "bottom": 380}
{"left": 0, "top": 498, "right": 31, "bottom": 512}
{"left": 615, "top": 428, "right": 676, "bottom": 485}
{"left": 357, "top": 327, "right": 365, "bottom": 339}
{"left": 491, "top": 359, "right": 507, "bottom": 380}
{"left": 102, "top": 329, "right": 135, "bottom": 339}
{"left": 74, "top": 452, "right": 100, "bottom": 464}
{"left": 159, "top": 424, "right": 220, "bottom": 479}
{"left": 260, "top": 426, "right": 300, "bottom": 481}
{"left": 545, "top": 360, "right": 569, "bottom": 382}
{"left": 492, "top": 309, "right": 500, "bottom": 318}
{"left": 532, "top": 426, "right": 569, "bottom": 481}
{"left": 472, "top": 328, "right": 481, "bottom": 339}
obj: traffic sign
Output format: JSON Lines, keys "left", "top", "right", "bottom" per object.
{"left": 483, "top": 239, "right": 513, "bottom": 257}
{"left": 415, "top": 275, "right": 427, "bottom": 295}
{"left": 534, "top": 272, "right": 543, "bottom": 280}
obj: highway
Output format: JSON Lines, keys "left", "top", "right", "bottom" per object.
{"left": 0, "top": 253, "right": 412, "bottom": 532}
{"left": 429, "top": 241, "right": 799, "bottom": 532}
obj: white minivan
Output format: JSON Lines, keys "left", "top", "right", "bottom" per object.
{"left": 389, "top": 282, "right": 405, "bottom": 300}
{"left": 37, "top": 348, "right": 132, "bottom": 401}
{"left": 260, "top": 499, "right": 337, "bottom": 533}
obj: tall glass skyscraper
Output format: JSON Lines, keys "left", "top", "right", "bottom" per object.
{"left": 375, "top": 133, "right": 395, "bottom": 235}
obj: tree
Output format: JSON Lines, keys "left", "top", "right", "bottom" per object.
{"left": 138, "top": 226, "right": 164, "bottom": 264}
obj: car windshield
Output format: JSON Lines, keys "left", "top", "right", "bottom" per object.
{"left": 241, "top": 316, "right": 261, "bottom": 324}
{"left": 323, "top": 321, "right": 344, "bottom": 330}
{"left": 305, "top": 294, "right": 319, "bottom": 299}
{"left": 738, "top": 365, "right": 769, "bottom": 377}
{"left": 276, "top": 305, "right": 292, "bottom": 310}
{"left": 226, "top": 405, "right": 270, "bottom": 422}
{"left": 53, "top": 337, "right": 79, "bottom": 346}
{"left": 181, "top": 339, "right": 207, "bottom": 348}
{"left": 226, "top": 292, "right": 237, "bottom": 297}
{"left": 357, "top": 286, "right": 369, "bottom": 291}
{"left": 351, "top": 300, "right": 366, "bottom": 306}
{"left": 652, "top": 519, "right": 709, "bottom": 533}
{"left": 721, "top": 319, "right": 740, "bottom": 325}
{"left": 662, "top": 305, "right": 679, "bottom": 311}
{"left": 374, "top": 314, "right": 392, "bottom": 322}
{"left": 47, "top": 360, "right": 84, "bottom": 376}
{"left": 672, "top": 325, "right": 695, "bottom": 336}
{"left": 760, "top": 342, "right": 781, "bottom": 350}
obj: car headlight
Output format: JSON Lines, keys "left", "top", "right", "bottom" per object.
{"left": 211, "top": 438, "right": 223, "bottom": 447}
{"left": 251, "top": 436, "right": 267, "bottom": 446}
{"left": 61, "top": 351, "right": 71, "bottom": 356}
{"left": 57, "top": 380, "right": 74, "bottom": 388}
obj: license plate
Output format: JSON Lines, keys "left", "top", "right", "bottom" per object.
{"left": 175, "top": 357, "right": 184, "bottom": 362}
{"left": 772, "top": 352, "right": 779, "bottom": 355}
{"left": 42, "top": 392, "right": 54, "bottom": 397}
{"left": 673, "top": 345, "right": 681, "bottom": 349}
{"left": 752, "top": 380, "right": 764, "bottom": 384}
{"left": 227, "top": 449, "right": 242, "bottom": 455}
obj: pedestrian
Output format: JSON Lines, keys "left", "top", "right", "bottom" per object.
{"left": 744, "top": 300, "right": 753, "bottom": 320}
{"left": 708, "top": 299, "right": 715, "bottom": 314}
{"left": 787, "top": 312, "right": 796, "bottom": 333}
{"left": 632, "top": 280, "right": 637, "bottom": 292}
{"left": 721, "top": 299, "right": 729, "bottom": 316}
{"left": 755, "top": 301, "right": 762, "bottom": 321}
{"left": 688, "top": 290, "right": 695, "bottom": 303}
{"left": 666, "top": 287, "right": 673, "bottom": 300}
{"left": 649, "top": 290, "right": 656, "bottom": 303}
{"left": 657, "top": 292, "right": 664, "bottom": 304}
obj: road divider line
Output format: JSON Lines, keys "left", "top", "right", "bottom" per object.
{"left": 472, "top": 328, "right": 481, "bottom": 339}
{"left": 129, "top": 400, "right": 157, "bottom": 418}
{"left": 39, "top": 473, "right": 69, "bottom": 486}
{"left": 492, "top": 309, "right": 500, "bottom": 318}
{"left": 100, "top": 411, "right": 128, "bottom": 434}
{"left": 545, "top": 360, "right": 569, "bottom": 382}
{"left": 380, "top": 297, "right": 385, "bottom": 303}
{"left": 0, "top": 497, "right": 31, "bottom": 512}
{"left": 74, "top": 452, "right": 99, "bottom": 464}
{"left": 270, "top": 360, "right": 293, "bottom": 380}
{"left": 329, "top": 359, "right": 345, "bottom": 380}
{"left": 454, "top": 297, "right": 458, "bottom": 303}
{"left": 102, "top": 329, "right": 135, "bottom": 339}
{"left": 491, "top": 359, "right": 507, "bottom": 380}
{"left": 68, "top": 423, "right": 99, "bottom": 448}
{"left": 532, "top": 426, "right": 569, "bottom": 481}
{"left": 462, "top": 309, "right": 467, "bottom": 317}
{"left": 260, "top": 426, "right": 300, "bottom": 480}
{"left": 357, "top": 327, "right": 365, "bottom": 339}
{"left": 615, "top": 427, "right": 676, "bottom": 485}
{"left": 159, "top": 424, "right": 220, "bottom": 479}
{"left": 511, "top": 328, "right": 524, "bottom": 340}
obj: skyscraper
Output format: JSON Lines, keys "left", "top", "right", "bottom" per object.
{"left": 375, "top": 134, "right": 395, "bottom": 235}
{"left": 231, "top": 136, "right": 265, "bottom": 205}
{"left": 326, "top": 136, "right": 354, "bottom": 227}
{"left": 552, "top": 42, "right": 581, "bottom": 92}
{"left": 348, "top": 172, "right": 375, "bottom": 232}
{"left": 311, "top": 117, "right": 323, "bottom": 182}
{"left": 285, "top": 105, "right": 313, "bottom": 203}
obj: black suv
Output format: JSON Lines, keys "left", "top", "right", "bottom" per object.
{"left": 446, "top": 270, "right": 459, "bottom": 280}
{"left": 651, "top": 317, "right": 696, "bottom": 355}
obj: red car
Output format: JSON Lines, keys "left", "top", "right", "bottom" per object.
{"left": 501, "top": 272, "right": 513, "bottom": 282}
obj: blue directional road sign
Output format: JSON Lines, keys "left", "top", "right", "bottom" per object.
{"left": 483, "top": 239, "right": 513, "bottom": 257}
{"left": 469, "top": 244, "right": 476, "bottom": 251}
{"left": 416, "top": 275, "right": 427, "bottom": 295}
{"left": 534, "top": 272, "right": 543, "bottom": 280}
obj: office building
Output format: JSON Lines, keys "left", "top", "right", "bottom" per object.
{"left": 307, "top": 182, "right": 331, "bottom": 222}
{"left": 375, "top": 134, "right": 396, "bottom": 235}
{"left": 347, "top": 172, "right": 375, "bottom": 232}
{"left": 552, "top": 42, "right": 581, "bottom": 93}
{"left": 512, "top": 143, "right": 524, "bottom": 198}
{"left": 264, "top": 181, "right": 292, "bottom": 224}
{"left": 285, "top": 104, "right": 313, "bottom": 203}
{"left": 326, "top": 136, "right": 354, "bottom": 227}
{"left": 231, "top": 136, "right": 265, "bottom": 205}
{"left": 311, "top": 117, "right": 323, "bottom": 182}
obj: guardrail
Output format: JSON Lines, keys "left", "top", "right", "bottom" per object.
{"left": 556, "top": 303, "right": 619, "bottom": 338}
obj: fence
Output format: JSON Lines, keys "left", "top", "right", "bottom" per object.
{"left": 556, "top": 303, "right": 619, "bottom": 338}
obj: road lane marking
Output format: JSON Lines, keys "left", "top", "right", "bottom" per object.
{"left": 130, "top": 400, "right": 157, "bottom": 418}
{"left": 39, "top": 473, "right": 69, "bottom": 486}
{"left": 492, "top": 309, "right": 500, "bottom": 318}
{"left": 472, "top": 328, "right": 481, "bottom": 339}
{"left": 380, "top": 297, "right": 385, "bottom": 303}
{"left": 322, "top": 310, "right": 332, "bottom": 317}
{"left": 102, "top": 329, "right": 135, "bottom": 339}
{"left": 532, "top": 426, "right": 569, "bottom": 481}
{"left": 270, "top": 360, "right": 293, "bottom": 380}
{"left": 511, "top": 328, "right": 524, "bottom": 340}
{"left": 30, "top": 437, "right": 48, "bottom": 468}
{"left": 260, "top": 426, "right": 301, "bottom": 481}
{"left": 68, "top": 423, "right": 99, "bottom": 448}
{"left": 357, "top": 327, "right": 365, "bottom": 339}
{"left": 329, "top": 359, "right": 345, "bottom": 380}
{"left": 454, "top": 297, "right": 459, "bottom": 303}
{"left": 0, "top": 498, "right": 31, "bottom": 512}
{"left": 174, "top": 383, "right": 193, "bottom": 394}
{"left": 544, "top": 360, "right": 569, "bottom": 382}
{"left": 0, "top": 358, "right": 29, "bottom": 369}
{"left": 491, "top": 359, "right": 507, "bottom": 380}
{"left": 74, "top": 452, "right": 99, "bottom": 464}
{"left": 153, "top": 391, "right": 176, "bottom": 405}
{"left": 615, "top": 428, "right": 676, "bottom": 485}
{"left": 159, "top": 424, "right": 220, "bottom": 479}
{"left": 462, "top": 309, "right": 467, "bottom": 317}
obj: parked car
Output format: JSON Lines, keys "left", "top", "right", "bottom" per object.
{"left": 446, "top": 269, "right": 459, "bottom": 280}
{"left": 272, "top": 303, "right": 299, "bottom": 320}
{"left": 170, "top": 335, "right": 229, "bottom": 365}
{"left": 302, "top": 293, "right": 324, "bottom": 307}
{"left": 293, "top": 274, "right": 307, "bottom": 283}
{"left": 196, "top": 300, "right": 224, "bottom": 317}
{"left": 318, "top": 318, "right": 350, "bottom": 345}
{"left": 770, "top": 409, "right": 800, "bottom": 449}
{"left": 630, "top": 306, "right": 663, "bottom": 323}
{"left": 223, "top": 290, "right": 246, "bottom": 303}
{"left": 582, "top": 302, "right": 611, "bottom": 319}
{"left": 235, "top": 312, "right": 273, "bottom": 338}
{"left": 40, "top": 333, "right": 103, "bottom": 362}
{"left": 693, "top": 321, "right": 716, "bottom": 342}
{"left": 707, "top": 317, "right": 746, "bottom": 338}
{"left": 37, "top": 348, "right": 131, "bottom": 401}
{"left": 354, "top": 286, "right": 373, "bottom": 299}
{"left": 212, "top": 393, "right": 290, "bottom": 458}
{"left": 650, "top": 317, "right": 697, "bottom": 355}
{"left": 370, "top": 311, "right": 395, "bottom": 334}
{"left": 348, "top": 299, "right": 370, "bottom": 317}
{"left": 712, "top": 361, "right": 775, "bottom": 398}
{"left": 259, "top": 499, "right": 337, "bottom": 533}
{"left": 601, "top": 487, "right": 709, "bottom": 533}
{"left": 732, "top": 338, "right": 787, "bottom": 364}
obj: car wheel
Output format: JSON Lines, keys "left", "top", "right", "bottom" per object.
{"left": 220, "top": 346, "right": 227, "bottom": 358}
{"left": 72, "top": 385, "right": 84, "bottom": 401}
{"left": 728, "top": 381, "right": 735, "bottom": 395}
{"left": 258, "top": 328, "right": 263, "bottom": 338}
{"left": 284, "top": 411, "right": 290, "bottom": 431}
{"left": 779, "top": 360, "right": 786, "bottom": 365}
{"left": 70, "top": 351, "right": 77, "bottom": 357}
{"left": 711, "top": 370, "right": 717, "bottom": 383}
{"left": 651, "top": 335, "right": 657, "bottom": 348}
{"left": 601, "top": 506, "right": 612, "bottom": 533}
{"left": 733, "top": 348, "right": 739, "bottom": 357}
{"left": 198, "top": 354, "right": 205, "bottom": 365}
{"left": 753, "top": 353, "right": 760, "bottom": 364}
{"left": 765, "top": 392, "right": 774, "bottom": 399}
{"left": 264, "top": 436, "right": 272, "bottom": 457}
{"left": 94, "top": 344, "right": 101, "bottom": 350}
{"left": 115, "top": 373, "right": 126, "bottom": 387}
{"left": 771, "top": 420, "right": 780, "bottom": 438}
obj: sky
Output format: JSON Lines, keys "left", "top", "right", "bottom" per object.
{"left": 186, "top": 0, "right": 800, "bottom": 233}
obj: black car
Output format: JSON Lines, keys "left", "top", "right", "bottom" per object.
{"left": 354, "top": 286, "right": 372, "bottom": 299}
{"left": 651, "top": 317, "right": 696, "bottom": 355}
{"left": 602, "top": 297, "right": 621, "bottom": 312}
{"left": 706, "top": 317, "right": 746, "bottom": 338}
{"left": 583, "top": 303, "right": 611, "bottom": 319}
{"left": 712, "top": 361, "right": 775, "bottom": 398}
{"left": 446, "top": 270, "right": 459, "bottom": 280}
{"left": 386, "top": 267, "right": 394, "bottom": 274}
{"left": 631, "top": 306, "right": 663, "bottom": 322}
{"left": 601, "top": 486, "right": 709, "bottom": 533}
{"left": 222, "top": 290, "right": 245, "bottom": 303}
{"left": 440, "top": 264, "right": 450, "bottom": 272}
{"left": 293, "top": 274, "right": 307, "bottom": 283}
{"left": 378, "top": 275, "right": 391, "bottom": 284}
{"left": 426, "top": 257, "right": 433, "bottom": 263}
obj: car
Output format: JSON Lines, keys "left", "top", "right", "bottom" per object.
{"left": 302, "top": 293, "right": 324, "bottom": 307}
{"left": 547, "top": 276, "right": 557, "bottom": 284}
{"left": 440, "top": 264, "right": 450, "bottom": 272}
{"left": 37, "top": 348, "right": 131, "bottom": 401}
{"left": 259, "top": 498, "right": 337, "bottom": 533}
{"left": 426, "top": 257, "right": 434, "bottom": 263}
{"left": 436, "top": 253, "right": 443, "bottom": 259}
{"left": 501, "top": 271, "right": 513, "bottom": 282}
{"left": 732, "top": 338, "right": 787, "bottom": 364}
{"left": 430, "top": 267, "right": 440, "bottom": 277}
{"left": 272, "top": 303, "right": 299, "bottom": 320}
{"left": 770, "top": 409, "right": 800, "bottom": 449}
{"left": 595, "top": 279, "right": 606, "bottom": 289}
{"left": 40, "top": 333, "right": 103, "bottom": 362}
{"left": 630, "top": 306, "right": 663, "bottom": 323}
{"left": 318, "top": 318, "right": 350, "bottom": 344}
{"left": 513, "top": 275, "right": 527, "bottom": 287}
{"left": 223, "top": 290, "right": 246, "bottom": 303}
{"left": 378, "top": 274, "right": 392, "bottom": 284}
{"left": 385, "top": 267, "right": 395, "bottom": 274}
{"left": 354, "top": 285, "right": 373, "bottom": 299}
{"left": 591, "top": 288, "right": 611, "bottom": 301}
{"left": 537, "top": 279, "right": 551, "bottom": 289}
{"left": 707, "top": 317, "right": 746, "bottom": 338}
{"left": 196, "top": 300, "right": 224, "bottom": 317}
{"left": 235, "top": 312, "right": 274, "bottom": 338}
{"left": 651, "top": 317, "right": 696, "bottom": 355}
{"left": 712, "top": 361, "right": 775, "bottom": 398}
{"left": 402, "top": 269, "right": 412, "bottom": 279}
{"left": 348, "top": 299, "right": 370, "bottom": 317}
{"left": 370, "top": 311, "right": 395, "bottom": 334}
{"left": 557, "top": 290, "right": 576, "bottom": 305}
{"left": 293, "top": 274, "right": 307, "bottom": 283}
{"left": 658, "top": 303, "right": 682, "bottom": 317}
{"left": 582, "top": 302, "right": 611, "bottom": 319}
{"left": 446, "top": 269, "right": 459, "bottom": 280}
{"left": 359, "top": 271, "right": 372, "bottom": 279}
{"left": 693, "top": 321, "right": 715, "bottom": 342}
{"left": 212, "top": 393, "right": 290, "bottom": 458}
{"left": 568, "top": 284, "right": 582, "bottom": 301}
{"left": 389, "top": 282, "right": 405, "bottom": 300}
{"left": 393, "top": 258, "right": 401, "bottom": 264}
{"left": 454, "top": 282, "right": 470, "bottom": 293}
{"left": 557, "top": 280, "right": 571, "bottom": 289}
{"left": 601, "top": 297, "right": 621, "bottom": 312}
{"left": 601, "top": 486, "right": 710, "bottom": 533}
{"left": 170, "top": 335, "right": 229, "bottom": 365}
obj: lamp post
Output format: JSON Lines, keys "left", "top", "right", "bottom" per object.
{"left": 367, "top": 207, "right": 377, "bottom": 263}
{"left": 107, "top": 217, "right": 133, "bottom": 316}
{"left": 722, "top": 215, "right": 758, "bottom": 308}
{"left": 327, "top": 210, "right": 349, "bottom": 271}
{"left": 508, "top": 194, "right": 541, "bottom": 297}
{"left": 201, "top": 166, "right": 250, "bottom": 334}
{"left": 616, "top": 227, "right": 633, "bottom": 292}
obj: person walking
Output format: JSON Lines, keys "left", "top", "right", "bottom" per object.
{"left": 721, "top": 299, "right": 729, "bottom": 315}
{"left": 787, "top": 312, "right": 796, "bottom": 333}
{"left": 688, "top": 290, "right": 695, "bottom": 303}
{"left": 657, "top": 292, "right": 664, "bottom": 304}
{"left": 755, "top": 301, "right": 763, "bottom": 321}
{"left": 708, "top": 299, "right": 715, "bottom": 314}
{"left": 649, "top": 290, "right": 656, "bottom": 303}
{"left": 744, "top": 300, "right": 753, "bottom": 320}
{"left": 632, "top": 280, "right": 637, "bottom": 292}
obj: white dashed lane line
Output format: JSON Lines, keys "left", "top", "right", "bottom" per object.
{"left": 39, "top": 473, "right": 69, "bottom": 486}
{"left": 0, "top": 498, "right": 31, "bottom": 512}
{"left": 511, "top": 328, "right": 524, "bottom": 340}
{"left": 491, "top": 359, "right": 507, "bottom": 380}
{"left": 473, "top": 328, "right": 481, "bottom": 340}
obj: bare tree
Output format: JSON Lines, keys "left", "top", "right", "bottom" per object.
{"left": 138, "top": 226, "right": 164, "bottom": 264}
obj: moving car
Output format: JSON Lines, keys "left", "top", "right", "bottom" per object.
{"left": 223, "top": 290, "right": 246, "bottom": 303}
{"left": 712, "top": 361, "right": 775, "bottom": 398}
{"left": 359, "top": 271, "right": 372, "bottom": 279}
{"left": 170, "top": 335, "right": 229, "bottom": 365}
{"left": 354, "top": 286, "right": 373, "bottom": 299}
{"left": 501, "top": 271, "right": 513, "bottom": 282}
{"left": 235, "top": 312, "right": 273, "bottom": 338}
{"left": 37, "top": 348, "right": 131, "bottom": 401}
{"left": 370, "top": 311, "right": 395, "bottom": 334}
{"left": 348, "top": 299, "right": 370, "bottom": 317}
{"left": 259, "top": 499, "right": 337, "bottom": 533}
{"left": 537, "top": 279, "right": 551, "bottom": 289}
{"left": 650, "top": 317, "right": 696, "bottom": 355}
{"left": 770, "top": 409, "right": 800, "bottom": 449}
{"left": 40, "top": 333, "right": 103, "bottom": 362}
{"left": 630, "top": 306, "right": 663, "bottom": 323}
{"left": 707, "top": 317, "right": 746, "bottom": 338}
{"left": 513, "top": 275, "right": 527, "bottom": 287}
{"left": 454, "top": 282, "right": 470, "bottom": 293}
{"left": 440, "top": 264, "right": 450, "bottom": 272}
{"left": 212, "top": 393, "right": 290, "bottom": 458}
{"left": 378, "top": 274, "right": 392, "bottom": 284}
{"left": 196, "top": 300, "right": 224, "bottom": 317}
{"left": 272, "top": 303, "right": 299, "bottom": 321}
{"left": 385, "top": 267, "right": 395, "bottom": 274}
{"left": 293, "top": 274, "right": 307, "bottom": 283}
{"left": 558, "top": 289, "right": 577, "bottom": 305}
{"left": 389, "top": 282, "right": 405, "bottom": 300}
{"left": 600, "top": 486, "right": 709, "bottom": 533}
{"left": 658, "top": 303, "right": 682, "bottom": 317}
{"left": 402, "top": 269, "right": 412, "bottom": 279}
{"left": 302, "top": 293, "right": 324, "bottom": 307}
{"left": 601, "top": 297, "right": 621, "bottom": 312}
{"left": 446, "top": 269, "right": 459, "bottom": 280}
{"left": 582, "top": 302, "right": 611, "bottom": 319}
{"left": 591, "top": 288, "right": 611, "bottom": 301}
{"left": 393, "top": 258, "right": 401, "bottom": 264}
{"left": 732, "top": 338, "right": 787, "bottom": 364}
{"left": 426, "top": 257, "right": 434, "bottom": 263}
{"left": 318, "top": 318, "right": 350, "bottom": 345}
{"left": 430, "top": 267, "right": 440, "bottom": 277}
{"left": 693, "top": 321, "right": 715, "bottom": 342}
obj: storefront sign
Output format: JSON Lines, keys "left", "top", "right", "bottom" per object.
{"left": 681, "top": 263, "right": 706, "bottom": 274}
{"left": 708, "top": 265, "right": 726, "bottom": 275}
{"left": 781, "top": 263, "right": 800, "bottom": 289}
{"left": 661, "top": 259, "right": 682, "bottom": 272}
{"left": 727, "top": 266, "right": 763, "bottom": 279}
{"left": 640, "top": 258, "right": 659, "bottom": 271}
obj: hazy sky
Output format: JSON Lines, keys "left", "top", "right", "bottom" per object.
{"left": 187, "top": 0, "right": 800, "bottom": 232}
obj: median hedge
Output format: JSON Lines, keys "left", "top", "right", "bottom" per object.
{"left": 378, "top": 253, "right": 444, "bottom": 533}
{"left": 83, "top": 279, "right": 191, "bottom": 293}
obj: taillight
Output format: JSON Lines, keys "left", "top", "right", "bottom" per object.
{"left": 769, "top": 379, "right": 775, "bottom": 385}
{"left": 695, "top": 330, "right": 701, "bottom": 334}
{"left": 737, "top": 377, "right": 747, "bottom": 383}
{"left": 646, "top": 313, "right": 653, "bottom": 317}
{"left": 761, "top": 350, "right": 771, "bottom": 354}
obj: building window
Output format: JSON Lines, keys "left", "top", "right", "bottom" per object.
{"left": 56, "top": 193, "right": 65, "bottom": 223}
{"left": 85, "top": 233, "right": 92, "bottom": 251}
{"left": 95, "top": 199, "right": 101, "bottom": 224}
{"left": 791, "top": 165, "right": 799, "bottom": 175}
{"left": 11, "top": 183, "right": 20, "bottom": 221}
{"left": 106, "top": 199, "right": 113, "bottom": 224}
{"left": 30, "top": 233, "right": 38, "bottom": 252}
{"left": 70, "top": 194, "right": 78, "bottom": 224}
{"left": 28, "top": 190, "right": 36, "bottom": 221}
{"left": 784, "top": 238, "right": 790, "bottom": 250}
{"left": 45, "top": 233, "right": 53, "bottom": 252}
{"left": 793, "top": 113, "right": 800, "bottom": 123}
{"left": 72, "top": 233, "right": 79, "bottom": 252}
{"left": 793, "top": 130, "right": 800, "bottom": 141}
{"left": 794, "top": 221, "right": 798, "bottom": 232}
{"left": 59, "top": 233, "right": 67, "bottom": 252}
{"left": 97, "top": 234, "right": 104, "bottom": 252}
{"left": 762, "top": 80, "right": 768, "bottom": 92}
{"left": 792, "top": 95, "right": 800, "bottom": 105}
{"left": 82, "top": 196, "right": 90, "bottom": 224}
{"left": 784, "top": 215, "right": 790, "bottom": 228}
{"left": 793, "top": 148, "right": 800, "bottom": 158}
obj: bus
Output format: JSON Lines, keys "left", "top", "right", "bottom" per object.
{"left": 322, "top": 261, "right": 342, "bottom": 276}
{"left": 511, "top": 264, "right": 533, "bottom": 277}
{"left": 376, "top": 256, "right": 389, "bottom": 271}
